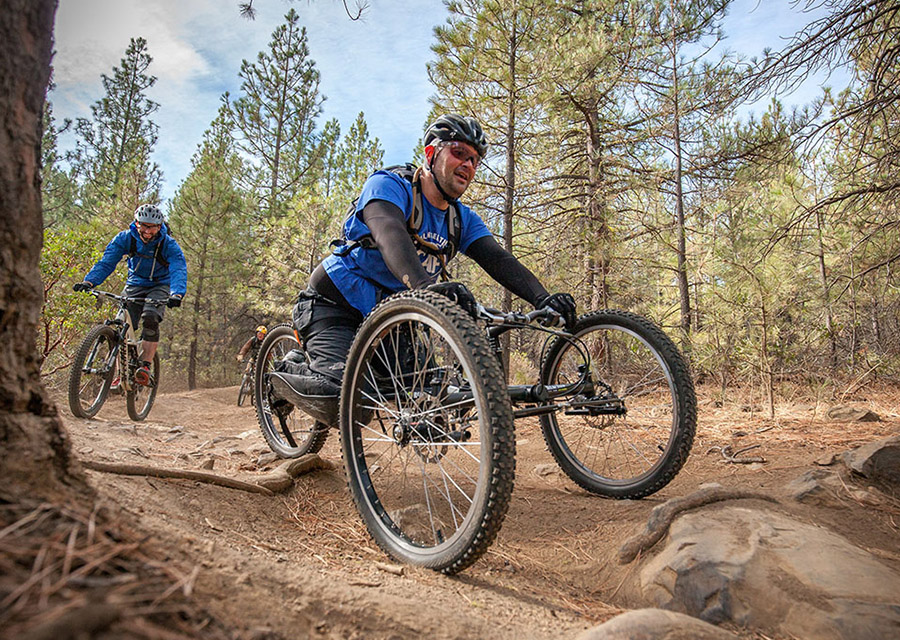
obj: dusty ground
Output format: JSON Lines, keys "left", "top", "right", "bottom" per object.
{"left": 39, "top": 384, "right": 900, "bottom": 639}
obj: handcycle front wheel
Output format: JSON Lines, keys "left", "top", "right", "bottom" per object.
{"left": 126, "top": 352, "right": 160, "bottom": 421}
{"left": 255, "top": 323, "right": 329, "bottom": 458}
{"left": 540, "top": 310, "right": 696, "bottom": 499}
{"left": 341, "top": 290, "right": 516, "bottom": 575}
{"left": 68, "top": 324, "right": 117, "bottom": 418}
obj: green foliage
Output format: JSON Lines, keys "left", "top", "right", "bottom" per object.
{"left": 38, "top": 0, "right": 900, "bottom": 403}
{"left": 39, "top": 220, "right": 122, "bottom": 381}
{"left": 233, "top": 8, "right": 324, "bottom": 218}
{"left": 164, "top": 101, "right": 257, "bottom": 389}
{"left": 69, "top": 37, "right": 162, "bottom": 224}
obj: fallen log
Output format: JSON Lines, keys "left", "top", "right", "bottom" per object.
{"left": 81, "top": 460, "right": 274, "bottom": 496}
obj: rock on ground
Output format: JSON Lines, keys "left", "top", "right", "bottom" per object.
{"left": 575, "top": 608, "right": 739, "bottom": 640}
{"left": 638, "top": 505, "right": 900, "bottom": 640}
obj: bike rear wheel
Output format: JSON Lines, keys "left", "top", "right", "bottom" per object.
{"left": 540, "top": 310, "right": 696, "bottom": 499}
{"left": 341, "top": 290, "right": 515, "bottom": 574}
{"left": 68, "top": 325, "right": 117, "bottom": 418}
{"left": 126, "top": 352, "right": 160, "bottom": 421}
{"left": 255, "top": 324, "right": 328, "bottom": 458}
{"left": 238, "top": 373, "right": 252, "bottom": 407}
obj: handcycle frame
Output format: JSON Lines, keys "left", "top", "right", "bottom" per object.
{"left": 257, "top": 289, "right": 695, "bottom": 574}
{"left": 356, "top": 304, "right": 625, "bottom": 426}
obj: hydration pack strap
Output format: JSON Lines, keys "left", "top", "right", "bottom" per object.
{"left": 330, "top": 166, "right": 461, "bottom": 282}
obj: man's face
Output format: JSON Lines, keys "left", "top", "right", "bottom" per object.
{"left": 430, "top": 141, "right": 480, "bottom": 200}
{"left": 256, "top": 331, "right": 265, "bottom": 341}
{"left": 137, "top": 222, "right": 161, "bottom": 242}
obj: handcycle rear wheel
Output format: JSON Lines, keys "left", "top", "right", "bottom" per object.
{"left": 68, "top": 324, "right": 117, "bottom": 418}
{"left": 539, "top": 310, "right": 696, "bottom": 499}
{"left": 255, "top": 324, "right": 329, "bottom": 458}
{"left": 341, "top": 290, "right": 516, "bottom": 574}
{"left": 126, "top": 352, "right": 160, "bottom": 421}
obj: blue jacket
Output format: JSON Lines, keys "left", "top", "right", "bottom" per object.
{"left": 85, "top": 222, "right": 188, "bottom": 297}
{"left": 322, "top": 171, "right": 492, "bottom": 315}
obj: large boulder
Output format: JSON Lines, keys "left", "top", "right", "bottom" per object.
{"left": 639, "top": 505, "right": 900, "bottom": 639}
{"left": 576, "top": 608, "right": 739, "bottom": 640}
{"left": 841, "top": 435, "right": 900, "bottom": 490}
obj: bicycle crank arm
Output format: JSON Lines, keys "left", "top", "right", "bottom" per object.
{"left": 512, "top": 405, "right": 560, "bottom": 419}
{"left": 565, "top": 398, "right": 627, "bottom": 416}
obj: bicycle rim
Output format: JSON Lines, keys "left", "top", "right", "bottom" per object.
{"left": 126, "top": 353, "right": 159, "bottom": 421}
{"left": 540, "top": 311, "right": 695, "bottom": 498}
{"left": 68, "top": 325, "right": 117, "bottom": 418}
{"left": 341, "top": 291, "right": 514, "bottom": 574}
{"left": 255, "top": 325, "right": 328, "bottom": 458}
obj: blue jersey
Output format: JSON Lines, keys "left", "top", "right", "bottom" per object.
{"left": 322, "top": 170, "right": 492, "bottom": 315}
{"left": 85, "top": 222, "right": 188, "bottom": 296}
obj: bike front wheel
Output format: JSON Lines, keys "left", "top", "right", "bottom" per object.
{"left": 255, "top": 324, "right": 328, "bottom": 458}
{"left": 126, "top": 353, "right": 160, "bottom": 421}
{"left": 540, "top": 310, "right": 696, "bottom": 499}
{"left": 341, "top": 290, "right": 516, "bottom": 574}
{"left": 68, "top": 325, "right": 117, "bottom": 418}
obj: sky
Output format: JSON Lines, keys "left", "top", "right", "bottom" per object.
{"left": 51, "top": 0, "right": 846, "bottom": 203}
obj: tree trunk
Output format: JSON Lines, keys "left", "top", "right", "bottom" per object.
{"left": 670, "top": 40, "right": 691, "bottom": 343}
{"left": 815, "top": 212, "right": 836, "bottom": 370}
{"left": 500, "top": 15, "right": 518, "bottom": 378}
{"left": 0, "top": 0, "right": 89, "bottom": 502}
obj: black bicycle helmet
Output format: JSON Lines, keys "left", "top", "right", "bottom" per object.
{"left": 424, "top": 114, "right": 488, "bottom": 158}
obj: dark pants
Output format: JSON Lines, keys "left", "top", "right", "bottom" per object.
{"left": 292, "top": 288, "right": 364, "bottom": 385}
{"left": 123, "top": 283, "right": 168, "bottom": 342}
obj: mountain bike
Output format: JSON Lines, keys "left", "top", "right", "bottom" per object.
{"left": 256, "top": 290, "right": 696, "bottom": 574}
{"left": 67, "top": 290, "right": 162, "bottom": 421}
{"left": 237, "top": 358, "right": 256, "bottom": 407}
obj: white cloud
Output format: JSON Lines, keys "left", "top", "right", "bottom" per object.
{"left": 52, "top": 0, "right": 448, "bottom": 200}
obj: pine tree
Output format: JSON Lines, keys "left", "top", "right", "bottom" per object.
{"left": 429, "top": 0, "right": 553, "bottom": 370}
{"left": 233, "top": 8, "right": 324, "bottom": 218}
{"left": 635, "top": 0, "right": 742, "bottom": 343}
{"left": 41, "top": 91, "right": 77, "bottom": 226}
{"left": 70, "top": 37, "right": 162, "bottom": 223}
{"left": 168, "top": 100, "right": 254, "bottom": 389}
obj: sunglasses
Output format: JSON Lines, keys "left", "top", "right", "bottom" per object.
{"left": 137, "top": 222, "right": 161, "bottom": 230}
{"left": 441, "top": 141, "right": 481, "bottom": 168}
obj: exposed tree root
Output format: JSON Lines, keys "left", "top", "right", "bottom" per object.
{"left": 81, "top": 460, "right": 274, "bottom": 496}
{"left": 618, "top": 486, "right": 778, "bottom": 564}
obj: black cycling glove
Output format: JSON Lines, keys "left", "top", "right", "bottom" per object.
{"left": 536, "top": 292, "right": 577, "bottom": 330}
{"left": 427, "top": 282, "right": 477, "bottom": 317}
{"left": 167, "top": 296, "right": 183, "bottom": 308}
{"left": 73, "top": 281, "right": 93, "bottom": 292}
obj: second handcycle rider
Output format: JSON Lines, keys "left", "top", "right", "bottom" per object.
{"left": 270, "top": 114, "right": 576, "bottom": 418}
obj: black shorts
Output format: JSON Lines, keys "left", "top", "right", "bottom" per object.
{"left": 123, "top": 283, "right": 168, "bottom": 326}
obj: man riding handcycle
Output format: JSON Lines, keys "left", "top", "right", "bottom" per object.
{"left": 254, "top": 114, "right": 695, "bottom": 575}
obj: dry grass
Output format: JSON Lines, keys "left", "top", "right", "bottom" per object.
{"left": 0, "top": 495, "right": 233, "bottom": 640}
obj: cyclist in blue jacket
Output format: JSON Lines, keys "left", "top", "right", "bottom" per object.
{"left": 74, "top": 204, "right": 188, "bottom": 385}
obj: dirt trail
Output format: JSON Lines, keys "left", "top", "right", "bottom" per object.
{"left": 57, "top": 385, "right": 900, "bottom": 639}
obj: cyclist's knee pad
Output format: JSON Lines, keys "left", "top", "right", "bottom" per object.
{"left": 141, "top": 313, "right": 161, "bottom": 342}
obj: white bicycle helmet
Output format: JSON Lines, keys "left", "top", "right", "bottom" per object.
{"left": 134, "top": 203, "right": 164, "bottom": 225}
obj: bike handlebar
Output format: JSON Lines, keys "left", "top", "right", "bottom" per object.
{"left": 84, "top": 289, "right": 168, "bottom": 306}
{"left": 477, "top": 304, "right": 566, "bottom": 329}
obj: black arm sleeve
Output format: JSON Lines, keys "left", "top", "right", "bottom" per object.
{"left": 466, "top": 236, "right": 548, "bottom": 306}
{"left": 361, "top": 199, "right": 432, "bottom": 290}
